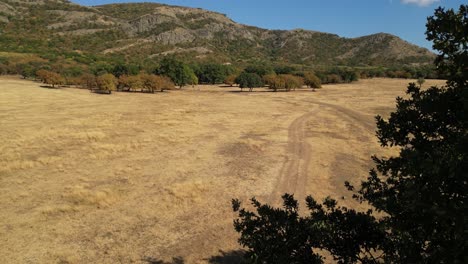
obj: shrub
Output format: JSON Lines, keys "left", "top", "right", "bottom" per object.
{"left": 303, "top": 72, "right": 322, "bottom": 90}
{"left": 119, "top": 74, "right": 142, "bottom": 92}
{"left": 281, "top": 74, "right": 304, "bottom": 91}
{"left": 79, "top": 73, "right": 97, "bottom": 90}
{"left": 224, "top": 74, "right": 238, "bottom": 86}
{"left": 326, "top": 74, "right": 343, "bottom": 84}
{"left": 36, "top": 69, "right": 65, "bottom": 88}
{"left": 96, "top": 73, "right": 117, "bottom": 93}
{"left": 262, "top": 74, "right": 277, "bottom": 87}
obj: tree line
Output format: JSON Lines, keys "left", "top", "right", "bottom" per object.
{"left": 1, "top": 51, "right": 443, "bottom": 93}
{"left": 24, "top": 58, "right": 443, "bottom": 94}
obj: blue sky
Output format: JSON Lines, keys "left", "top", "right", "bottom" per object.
{"left": 72, "top": 0, "right": 465, "bottom": 50}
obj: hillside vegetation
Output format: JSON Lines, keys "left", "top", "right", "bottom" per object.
{"left": 0, "top": 0, "right": 434, "bottom": 69}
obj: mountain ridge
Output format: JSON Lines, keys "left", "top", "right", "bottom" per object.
{"left": 0, "top": 0, "right": 435, "bottom": 67}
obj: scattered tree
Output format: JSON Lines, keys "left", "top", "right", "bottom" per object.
{"left": 282, "top": 74, "right": 304, "bottom": 91}
{"left": 119, "top": 74, "right": 142, "bottom": 92}
{"left": 189, "top": 73, "right": 199, "bottom": 88}
{"left": 96, "top": 73, "right": 117, "bottom": 93}
{"left": 224, "top": 74, "right": 238, "bottom": 87}
{"left": 36, "top": 69, "right": 64, "bottom": 88}
{"left": 140, "top": 73, "right": 174, "bottom": 93}
{"left": 417, "top": 77, "right": 425, "bottom": 87}
{"left": 262, "top": 73, "right": 277, "bottom": 88}
{"left": 265, "top": 74, "right": 303, "bottom": 92}
{"left": 304, "top": 72, "right": 322, "bottom": 91}
{"left": 156, "top": 57, "right": 196, "bottom": 88}
{"left": 196, "top": 63, "right": 232, "bottom": 84}
{"left": 79, "top": 73, "right": 97, "bottom": 90}
{"left": 325, "top": 74, "right": 343, "bottom": 84}
{"left": 235, "top": 72, "right": 263, "bottom": 92}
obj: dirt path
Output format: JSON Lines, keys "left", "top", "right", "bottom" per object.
{"left": 269, "top": 100, "right": 375, "bottom": 205}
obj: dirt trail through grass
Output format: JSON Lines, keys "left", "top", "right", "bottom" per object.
{"left": 269, "top": 99, "right": 375, "bottom": 205}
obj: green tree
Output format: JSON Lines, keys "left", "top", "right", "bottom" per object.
{"left": 232, "top": 5, "right": 467, "bottom": 263}
{"left": 426, "top": 5, "right": 468, "bottom": 86}
{"left": 189, "top": 73, "right": 198, "bottom": 87}
{"left": 274, "top": 65, "right": 296, "bottom": 75}
{"left": 90, "top": 62, "right": 113, "bottom": 76}
{"left": 17, "top": 63, "right": 37, "bottom": 79}
{"left": 156, "top": 57, "right": 195, "bottom": 88}
{"left": 112, "top": 63, "right": 139, "bottom": 77}
{"left": 417, "top": 77, "right": 425, "bottom": 87}
{"left": 235, "top": 72, "right": 263, "bottom": 92}
{"left": 244, "top": 64, "right": 274, "bottom": 77}
{"left": 196, "top": 63, "right": 232, "bottom": 84}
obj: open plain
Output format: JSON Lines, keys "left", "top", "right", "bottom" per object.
{"left": 0, "top": 77, "right": 445, "bottom": 263}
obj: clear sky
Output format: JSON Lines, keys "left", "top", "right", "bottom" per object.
{"left": 71, "top": 0, "right": 465, "bottom": 50}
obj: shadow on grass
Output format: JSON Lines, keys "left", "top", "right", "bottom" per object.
{"left": 218, "top": 85, "right": 238, "bottom": 88}
{"left": 143, "top": 256, "right": 185, "bottom": 264}
{"left": 206, "top": 250, "right": 246, "bottom": 264}
{"left": 227, "top": 89, "right": 271, "bottom": 93}
{"left": 143, "top": 250, "right": 246, "bottom": 264}
{"left": 39, "top": 85, "right": 60, "bottom": 89}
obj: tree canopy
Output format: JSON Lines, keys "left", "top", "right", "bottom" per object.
{"left": 156, "top": 57, "right": 196, "bottom": 88}
{"left": 232, "top": 5, "right": 468, "bottom": 263}
{"left": 235, "top": 72, "right": 263, "bottom": 92}
{"left": 36, "top": 69, "right": 65, "bottom": 88}
{"left": 96, "top": 73, "right": 117, "bottom": 93}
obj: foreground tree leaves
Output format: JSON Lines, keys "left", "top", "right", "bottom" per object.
{"left": 233, "top": 194, "right": 323, "bottom": 264}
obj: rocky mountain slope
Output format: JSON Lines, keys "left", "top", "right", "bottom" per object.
{"left": 0, "top": 0, "right": 435, "bottom": 66}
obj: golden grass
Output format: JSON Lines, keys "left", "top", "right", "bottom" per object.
{"left": 0, "top": 77, "right": 445, "bottom": 263}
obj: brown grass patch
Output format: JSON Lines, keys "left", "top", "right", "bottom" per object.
{"left": 0, "top": 76, "right": 445, "bottom": 263}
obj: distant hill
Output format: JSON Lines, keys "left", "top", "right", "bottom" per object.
{"left": 0, "top": 0, "right": 435, "bottom": 67}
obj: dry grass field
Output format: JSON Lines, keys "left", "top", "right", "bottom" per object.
{"left": 0, "top": 76, "right": 445, "bottom": 263}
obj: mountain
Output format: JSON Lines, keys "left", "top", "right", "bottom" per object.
{"left": 0, "top": 0, "right": 435, "bottom": 67}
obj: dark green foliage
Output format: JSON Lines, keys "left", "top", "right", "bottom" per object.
{"left": 235, "top": 72, "right": 263, "bottom": 91}
{"left": 156, "top": 57, "right": 196, "bottom": 88}
{"left": 232, "top": 195, "right": 323, "bottom": 263}
{"left": 232, "top": 5, "right": 467, "bottom": 263}
{"left": 426, "top": 5, "right": 468, "bottom": 86}
{"left": 233, "top": 194, "right": 386, "bottom": 263}
{"left": 112, "top": 63, "right": 140, "bottom": 77}
{"left": 274, "top": 65, "right": 297, "bottom": 75}
{"left": 315, "top": 68, "right": 359, "bottom": 84}
{"left": 17, "top": 63, "right": 39, "bottom": 79}
{"left": 244, "top": 65, "right": 274, "bottom": 77}
{"left": 90, "top": 62, "right": 113, "bottom": 76}
{"left": 195, "top": 63, "right": 233, "bottom": 84}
